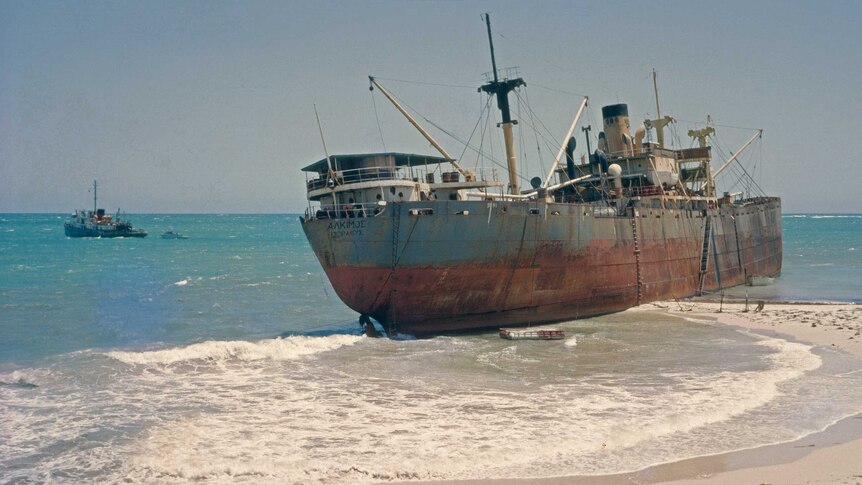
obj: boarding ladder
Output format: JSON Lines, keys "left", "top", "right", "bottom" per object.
{"left": 631, "top": 210, "right": 643, "bottom": 305}
{"left": 697, "top": 215, "right": 712, "bottom": 296}
{"left": 388, "top": 205, "right": 400, "bottom": 336}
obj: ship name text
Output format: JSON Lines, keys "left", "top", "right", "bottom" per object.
{"left": 328, "top": 219, "right": 365, "bottom": 238}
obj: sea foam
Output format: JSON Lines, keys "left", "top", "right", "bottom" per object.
{"left": 106, "top": 334, "right": 363, "bottom": 366}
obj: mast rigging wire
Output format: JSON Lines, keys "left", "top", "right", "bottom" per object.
{"left": 370, "top": 90, "right": 387, "bottom": 152}
{"left": 456, "top": 96, "right": 493, "bottom": 169}
{"left": 529, "top": 82, "right": 588, "bottom": 99}
{"left": 519, "top": 86, "right": 547, "bottom": 178}
{"left": 370, "top": 76, "right": 477, "bottom": 90}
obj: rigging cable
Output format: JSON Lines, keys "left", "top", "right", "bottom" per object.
{"left": 520, "top": 86, "right": 547, "bottom": 179}
{"left": 514, "top": 88, "right": 529, "bottom": 179}
{"left": 370, "top": 76, "right": 477, "bottom": 90}
{"left": 529, "top": 83, "right": 589, "bottom": 98}
{"left": 515, "top": 91, "right": 562, "bottom": 150}
{"left": 475, "top": 92, "right": 488, "bottom": 171}
{"left": 370, "top": 89, "right": 388, "bottom": 152}
{"left": 456, "top": 95, "right": 493, "bottom": 171}
{"left": 380, "top": 85, "right": 508, "bottom": 172}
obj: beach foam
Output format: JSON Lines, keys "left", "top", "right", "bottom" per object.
{"left": 112, "top": 332, "right": 839, "bottom": 483}
{"left": 106, "top": 335, "right": 363, "bottom": 366}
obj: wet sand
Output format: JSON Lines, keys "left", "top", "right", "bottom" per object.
{"left": 636, "top": 300, "right": 862, "bottom": 485}
{"left": 406, "top": 300, "right": 862, "bottom": 485}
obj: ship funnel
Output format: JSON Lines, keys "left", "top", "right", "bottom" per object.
{"left": 601, "top": 104, "right": 632, "bottom": 156}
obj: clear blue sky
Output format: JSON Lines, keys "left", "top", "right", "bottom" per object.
{"left": 2, "top": 0, "right": 860, "bottom": 213}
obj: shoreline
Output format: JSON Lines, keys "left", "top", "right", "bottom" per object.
{"left": 632, "top": 300, "right": 862, "bottom": 484}
{"left": 407, "top": 300, "right": 862, "bottom": 485}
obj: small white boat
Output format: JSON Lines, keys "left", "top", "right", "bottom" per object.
{"left": 499, "top": 328, "right": 565, "bottom": 340}
{"left": 160, "top": 231, "right": 189, "bottom": 240}
{"left": 746, "top": 275, "right": 774, "bottom": 286}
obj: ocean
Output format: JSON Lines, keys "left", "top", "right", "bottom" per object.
{"left": 1, "top": 213, "right": 861, "bottom": 483}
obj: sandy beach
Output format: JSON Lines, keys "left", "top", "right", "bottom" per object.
{"left": 647, "top": 300, "right": 862, "bottom": 485}
{"left": 636, "top": 300, "right": 862, "bottom": 485}
{"left": 411, "top": 300, "right": 862, "bottom": 485}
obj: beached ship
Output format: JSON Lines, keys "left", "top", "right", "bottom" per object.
{"left": 64, "top": 181, "right": 147, "bottom": 238}
{"left": 299, "top": 15, "right": 781, "bottom": 335}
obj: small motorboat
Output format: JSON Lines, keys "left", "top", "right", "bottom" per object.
{"left": 746, "top": 275, "right": 774, "bottom": 286}
{"left": 499, "top": 328, "right": 565, "bottom": 340}
{"left": 160, "top": 230, "right": 189, "bottom": 240}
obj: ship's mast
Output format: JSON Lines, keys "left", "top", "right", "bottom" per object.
{"left": 92, "top": 180, "right": 97, "bottom": 213}
{"left": 479, "top": 13, "right": 525, "bottom": 194}
{"left": 645, "top": 69, "right": 674, "bottom": 148}
{"left": 653, "top": 69, "right": 661, "bottom": 126}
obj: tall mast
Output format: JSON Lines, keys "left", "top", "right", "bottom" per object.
{"left": 653, "top": 69, "right": 661, "bottom": 124}
{"left": 646, "top": 69, "right": 674, "bottom": 148}
{"left": 93, "top": 180, "right": 97, "bottom": 213}
{"left": 479, "top": 13, "right": 525, "bottom": 194}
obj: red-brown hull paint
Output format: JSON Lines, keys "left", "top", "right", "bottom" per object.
{"left": 302, "top": 198, "right": 782, "bottom": 334}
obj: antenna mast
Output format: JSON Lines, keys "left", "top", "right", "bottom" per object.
{"left": 653, "top": 69, "right": 661, "bottom": 123}
{"left": 314, "top": 104, "right": 335, "bottom": 176}
{"left": 645, "top": 69, "right": 674, "bottom": 148}
{"left": 92, "top": 180, "right": 97, "bottom": 213}
{"left": 479, "top": 13, "right": 525, "bottom": 194}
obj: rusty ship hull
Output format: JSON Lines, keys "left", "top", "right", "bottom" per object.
{"left": 301, "top": 197, "right": 781, "bottom": 334}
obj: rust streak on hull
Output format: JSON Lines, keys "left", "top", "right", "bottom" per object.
{"left": 301, "top": 198, "right": 782, "bottom": 335}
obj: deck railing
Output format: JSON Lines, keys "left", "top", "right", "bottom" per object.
{"left": 306, "top": 166, "right": 413, "bottom": 192}
{"left": 304, "top": 202, "right": 386, "bottom": 221}
{"left": 306, "top": 165, "right": 499, "bottom": 192}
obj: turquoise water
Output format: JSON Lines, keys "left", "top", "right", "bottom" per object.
{"left": 1, "top": 213, "right": 861, "bottom": 483}
{"left": 1, "top": 214, "right": 357, "bottom": 363}
{"left": 724, "top": 214, "right": 862, "bottom": 303}
{"left": 1, "top": 213, "right": 858, "bottom": 363}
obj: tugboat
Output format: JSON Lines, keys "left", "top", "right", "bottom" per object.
{"left": 64, "top": 181, "right": 147, "bottom": 238}
{"left": 299, "top": 15, "right": 781, "bottom": 336}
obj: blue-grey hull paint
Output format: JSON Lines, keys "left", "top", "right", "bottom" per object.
{"left": 301, "top": 197, "right": 782, "bottom": 334}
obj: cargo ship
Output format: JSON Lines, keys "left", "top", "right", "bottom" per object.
{"left": 64, "top": 181, "right": 147, "bottom": 238}
{"left": 299, "top": 15, "right": 781, "bottom": 335}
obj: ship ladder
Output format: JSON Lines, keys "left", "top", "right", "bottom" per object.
{"left": 697, "top": 215, "right": 712, "bottom": 296}
{"left": 631, "top": 210, "right": 643, "bottom": 305}
{"left": 388, "top": 205, "right": 400, "bottom": 337}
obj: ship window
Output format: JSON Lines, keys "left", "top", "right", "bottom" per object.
{"left": 529, "top": 209, "right": 540, "bottom": 215}
{"left": 398, "top": 192, "right": 404, "bottom": 198}
{"left": 390, "top": 187, "right": 396, "bottom": 194}
{"left": 376, "top": 194, "right": 382, "bottom": 200}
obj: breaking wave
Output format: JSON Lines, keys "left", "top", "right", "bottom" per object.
{"left": 106, "top": 335, "right": 363, "bottom": 365}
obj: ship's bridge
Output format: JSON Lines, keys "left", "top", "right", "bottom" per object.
{"left": 301, "top": 152, "right": 502, "bottom": 217}
{"left": 302, "top": 153, "right": 452, "bottom": 196}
